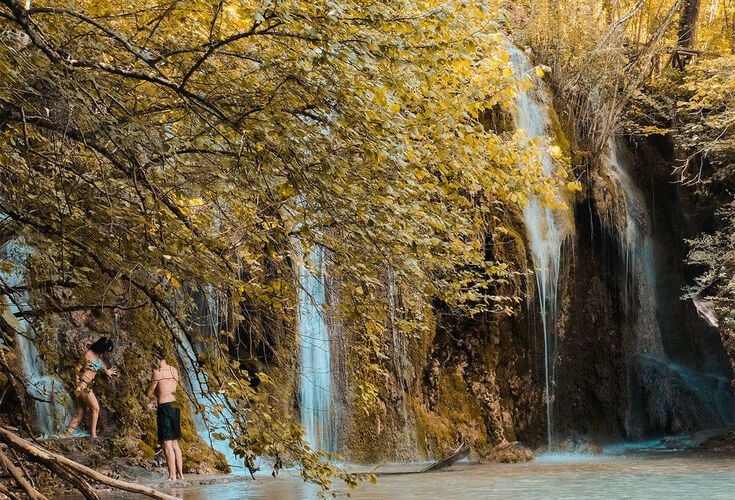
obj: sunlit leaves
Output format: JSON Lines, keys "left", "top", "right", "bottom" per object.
{"left": 0, "top": 0, "right": 563, "bottom": 490}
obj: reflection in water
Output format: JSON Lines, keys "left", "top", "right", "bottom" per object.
{"left": 140, "top": 454, "right": 735, "bottom": 499}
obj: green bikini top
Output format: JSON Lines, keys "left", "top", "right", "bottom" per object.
{"left": 85, "top": 358, "right": 104, "bottom": 372}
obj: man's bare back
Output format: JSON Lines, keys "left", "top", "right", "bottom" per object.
{"left": 147, "top": 362, "right": 179, "bottom": 404}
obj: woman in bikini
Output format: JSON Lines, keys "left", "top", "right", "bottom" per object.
{"left": 65, "top": 336, "right": 118, "bottom": 438}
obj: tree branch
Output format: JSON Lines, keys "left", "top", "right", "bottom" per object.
{"left": 0, "top": 426, "right": 178, "bottom": 500}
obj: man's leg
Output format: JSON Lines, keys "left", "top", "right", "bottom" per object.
{"left": 163, "top": 440, "right": 176, "bottom": 480}
{"left": 173, "top": 440, "right": 183, "bottom": 479}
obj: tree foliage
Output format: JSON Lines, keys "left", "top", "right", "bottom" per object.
{"left": 0, "top": 0, "right": 558, "bottom": 490}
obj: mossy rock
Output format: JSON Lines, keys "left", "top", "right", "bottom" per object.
{"left": 415, "top": 366, "right": 490, "bottom": 459}
{"left": 483, "top": 441, "right": 534, "bottom": 463}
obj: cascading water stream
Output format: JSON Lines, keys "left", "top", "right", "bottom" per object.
{"left": 605, "top": 139, "right": 664, "bottom": 356}
{"left": 508, "top": 45, "right": 567, "bottom": 448}
{"left": 605, "top": 139, "right": 735, "bottom": 431}
{"left": 177, "top": 336, "right": 244, "bottom": 472}
{"left": 0, "top": 239, "right": 71, "bottom": 436}
{"left": 297, "top": 245, "right": 334, "bottom": 452}
{"left": 172, "top": 296, "right": 244, "bottom": 472}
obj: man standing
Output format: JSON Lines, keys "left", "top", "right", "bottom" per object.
{"left": 146, "top": 346, "right": 183, "bottom": 481}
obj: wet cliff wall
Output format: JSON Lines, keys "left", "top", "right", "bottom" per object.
{"left": 336, "top": 129, "right": 735, "bottom": 463}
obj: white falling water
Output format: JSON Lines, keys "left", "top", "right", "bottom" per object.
{"left": 508, "top": 45, "right": 568, "bottom": 448}
{"left": 0, "top": 239, "right": 71, "bottom": 436}
{"left": 605, "top": 139, "right": 664, "bottom": 355}
{"left": 297, "top": 245, "right": 333, "bottom": 452}
{"left": 174, "top": 321, "right": 245, "bottom": 473}
{"left": 605, "top": 138, "right": 734, "bottom": 428}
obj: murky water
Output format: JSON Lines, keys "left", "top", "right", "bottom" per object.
{"left": 132, "top": 452, "right": 735, "bottom": 499}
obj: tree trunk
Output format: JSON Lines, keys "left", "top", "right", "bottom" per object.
{"left": 674, "top": 0, "right": 702, "bottom": 68}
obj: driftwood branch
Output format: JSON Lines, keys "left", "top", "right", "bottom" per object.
{"left": 0, "top": 446, "right": 47, "bottom": 499}
{"left": 0, "top": 426, "right": 179, "bottom": 500}
{"left": 46, "top": 461, "right": 99, "bottom": 500}
{"left": 0, "top": 480, "right": 19, "bottom": 499}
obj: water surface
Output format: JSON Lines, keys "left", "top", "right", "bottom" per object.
{"left": 150, "top": 452, "right": 735, "bottom": 499}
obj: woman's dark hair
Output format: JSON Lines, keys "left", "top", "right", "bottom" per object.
{"left": 89, "top": 336, "right": 114, "bottom": 355}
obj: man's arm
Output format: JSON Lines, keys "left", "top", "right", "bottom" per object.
{"left": 145, "top": 370, "right": 158, "bottom": 402}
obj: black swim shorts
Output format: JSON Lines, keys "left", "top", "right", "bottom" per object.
{"left": 157, "top": 402, "right": 181, "bottom": 442}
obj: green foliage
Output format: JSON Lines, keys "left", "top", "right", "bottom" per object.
{"left": 679, "top": 56, "right": 735, "bottom": 327}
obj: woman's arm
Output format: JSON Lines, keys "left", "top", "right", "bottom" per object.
{"left": 99, "top": 358, "right": 118, "bottom": 377}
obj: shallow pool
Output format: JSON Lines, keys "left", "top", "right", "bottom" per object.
{"left": 151, "top": 452, "right": 735, "bottom": 499}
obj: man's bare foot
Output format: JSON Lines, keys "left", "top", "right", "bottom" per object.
{"left": 167, "top": 477, "right": 176, "bottom": 481}
{"left": 176, "top": 473, "right": 183, "bottom": 480}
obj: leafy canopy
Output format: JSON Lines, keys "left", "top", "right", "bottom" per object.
{"left": 0, "top": 0, "right": 556, "bottom": 488}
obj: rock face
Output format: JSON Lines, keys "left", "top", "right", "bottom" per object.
{"left": 544, "top": 135, "right": 734, "bottom": 445}
{"left": 336, "top": 133, "right": 735, "bottom": 461}
{"left": 8, "top": 117, "right": 733, "bottom": 468}
{"left": 552, "top": 200, "right": 628, "bottom": 441}
{"left": 632, "top": 355, "right": 724, "bottom": 434}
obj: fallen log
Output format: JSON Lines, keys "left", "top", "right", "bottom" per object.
{"left": 0, "top": 447, "right": 47, "bottom": 499}
{"left": 0, "top": 426, "right": 178, "bottom": 500}
{"left": 48, "top": 461, "right": 100, "bottom": 500}
{"left": 419, "top": 442, "right": 470, "bottom": 473}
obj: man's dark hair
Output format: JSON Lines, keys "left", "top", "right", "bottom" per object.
{"left": 89, "top": 336, "right": 114, "bottom": 355}
{"left": 153, "top": 344, "right": 167, "bottom": 361}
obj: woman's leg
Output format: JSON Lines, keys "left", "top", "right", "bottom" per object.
{"left": 87, "top": 390, "right": 100, "bottom": 438}
{"left": 172, "top": 441, "right": 183, "bottom": 479}
{"left": 162, "top": 440, "right": 176, "bottom": 480}
{"left": 65, "top": 396, "right": 85, "bottom": 436}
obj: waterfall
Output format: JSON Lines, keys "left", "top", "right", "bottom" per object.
{"left": 297, "top": 245, "right": 334, "bottom": 452}
{"left": 605, "top": 139, "right": 664, "bottom": 356}
{"left": 0, "top": 239, "right": 71, "bottom": 436}
{"left": 175, "top": 286, "right": 242, "bottom": 472}
{"left": 604, "top": 139, "right": 735, "bottom": 433}
{"left": 508, "top": 45, "right": 568, "bottom": 448}
{"left": 176, "top": 325, "right": 245, "bottom": 472}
